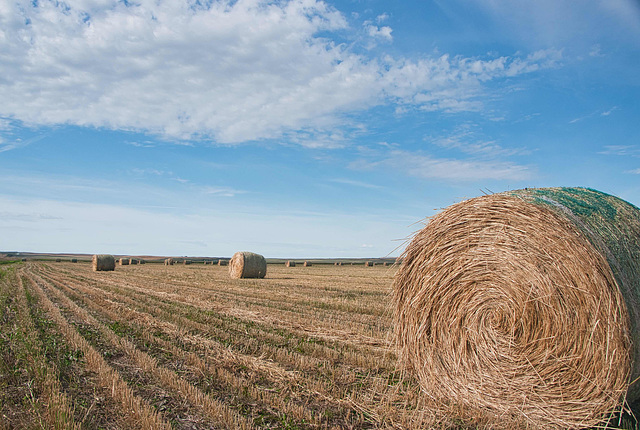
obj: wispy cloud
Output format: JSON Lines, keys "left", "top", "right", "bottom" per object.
{"left": 0, "top": 211, "right": 63, "bottom": 222}
{"left": 0, "top": 134, "right": 48, "bottom": 153}
{"left": 126, "top": 140, "right": 156, "bottom": 148}
{"left": 626, "top": 168, "right": 640, "bottom": 174}
{"left": 201, "top": 186, "right": 246, "bottom": 197}
{"left": 600, "top": 145, "right": 640, "bottom": 157}
{"left": 352, "top": 150, "right": 533, "bottom": 181}
{"left": 330, "top": 178, "right": 385, "bottom": 190}
{"left": 429, "top": 126, "right": 531, "bottom": 157}
{"left": 570, "top": 107, "right": 619, "bottom": 123}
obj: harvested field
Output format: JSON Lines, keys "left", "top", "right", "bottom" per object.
{"left": 0, "top": 260, "right": 445, "bottom": 429}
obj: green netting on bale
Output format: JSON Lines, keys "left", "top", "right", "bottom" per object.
{"left": 511, "top": 187, "right": 640, "bottom": 400}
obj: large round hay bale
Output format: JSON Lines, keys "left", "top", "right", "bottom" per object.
{"left": 393, "top": 187, "right": 640, "bottom": 429}
{"left": 229, "top": 252, "right": 266, "bottom": 279}
{"left": 285, "top": 260, "right": 296, "bottom": 267}
{"left": 92, "top": 254, "right": 115, "bottom": 271}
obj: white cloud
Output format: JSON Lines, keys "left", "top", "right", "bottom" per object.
{"left": 329, "top": 178, "right": 384, "bottom": 190}
{"left": 449, "top": 0, "right": 640, "bottom": 49}
{"left": 430, "top": 128, "right": 531, "bottom": 157}
{"left": 201, "top": 186, "right": 246, "bottom": 197}
{"left": 353, "top": 150, "right": 533, "bottom": 181}
{"left": 365, "top": 23, "right": 392, "bottom": 41}
{"left": 600, "top": 145, "right": 640, "bottom": 157}
{"left": 0, "top": 0, "right": 561, "bottom": 145}
{"left": 626, "top": 168, "right": 640, "bottom": 174}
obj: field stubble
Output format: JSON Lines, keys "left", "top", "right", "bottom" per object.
{"left": 1, "top": 261, "right": 437, "bottom": 429}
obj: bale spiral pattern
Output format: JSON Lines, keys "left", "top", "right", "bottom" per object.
{"left": 393, "top": 188, "right": 640, "bottom": 429}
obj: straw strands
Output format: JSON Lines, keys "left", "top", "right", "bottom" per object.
{"left": 229, "top": 252, "right": 267, "bottom": 279}
{"left": 393, "top": 187, "right": 640, "bottom": 429}
{"left": 92, "top": 255, "right": 115, "bottom": 271}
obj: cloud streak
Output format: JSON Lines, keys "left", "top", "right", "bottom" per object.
{"left": 0, "top": 0, "right": 561, "bottom": 145}
{"left": 352, "top": 150, "right": 533, "bottom": 181}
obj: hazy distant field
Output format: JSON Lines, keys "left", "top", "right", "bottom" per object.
{"left": 0, "top": 261, "right": 432, "bottom": 429}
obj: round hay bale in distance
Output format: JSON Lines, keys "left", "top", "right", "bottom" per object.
{"left": 218, "top": 259, "right": 228, "bottom": 266}
{"left": 229, "top": 252, "right": 267, "bottom": 279}
{"left": 303, "top": 261, "right": 312, "bottom": 267}
{"left": 183, "top": 260, "right": 191, "bottom": 265}
{"left": 71, "top": 258, "right": 78, "bottom": 263}
{"left": 393, "top": 187, "right": 640, "bottom": 429}
{"left": 119, "top": 258, "right": 129, "bottom": 266}
{"left": 285, "top": 260, "right": 296, "bottom": 267}
{"left": 92, "top": 254, "right": 115, "bottom": 271}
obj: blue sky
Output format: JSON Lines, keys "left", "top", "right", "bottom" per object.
{"left": 1, "top": 0, "right": 639, "bottom": 258}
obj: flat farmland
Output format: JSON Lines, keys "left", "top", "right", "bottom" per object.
{"left": 0, "top": 261, "right": 431, "bottom": 429}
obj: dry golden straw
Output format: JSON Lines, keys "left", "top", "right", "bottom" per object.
{"left": 229, "top": 251, "right": 267, "bottom": 279}
{"left": 92, "top": 254, "right": 115, "bottom": 271}
{"left": 393, "top": 188, "right": 640, "bottom": 429}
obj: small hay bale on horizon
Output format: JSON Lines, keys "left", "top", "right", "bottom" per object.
{"left": 303, "top": 261, "right": 312, "bottom": 267}
{"left": 92, "top": 254, "right": 115, "bottom": 271}
{"left": 393, "top": 187, "right": 640, "bottom": 429}
{"left": 285, "top": 260, "right": 296, "bottom": 267}
{"left": 184, "top": 260, "right": 191, "bottom": 265}
{"left": 119, "top": 258, "right": 129, "bottom": 266}
{"left": 364, "top": 261, "right": 373, "bottom": 267}
{"left": 229, "top": 251, "right": 267, "bottom": 279}
{"left": 218, "top": 259, "right": 228, "bottom": 266}
{"left": 71, "top": 258, "right": 78, "bottom": 263}
{"left": 164, "top": 258, "right": 173, "bottom": 266}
